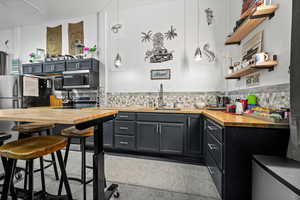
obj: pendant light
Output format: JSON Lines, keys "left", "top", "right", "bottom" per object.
{"left": 114, "top": 0, "right": 122, "bottom": 68}
{"left": 194, "top": 0, "right": 202, "bottom": 61}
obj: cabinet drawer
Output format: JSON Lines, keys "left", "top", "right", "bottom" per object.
{"left": 114, "top": 121, "right": 135, "bottom": 135}
{"left": 137, "top": 113, "right": 186, "bottom": 123}
{"left": 116, "top": 112, "right": 136, "bottom": 121}
{"left": 207, "top": 132, "right": 223, "bottom": 170}
{"left": 207, "top": 152, "right": 222, "bottom": 197}
{"left": 115, "top": 135, "right": 136, "bottom": 150}
{"left": 23, "top": 63, "right": 43, "bottom": 74}
{"left": 206, "top": 119, "right": 223, "bottom": 143}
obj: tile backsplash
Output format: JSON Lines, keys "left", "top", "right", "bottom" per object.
{"left": 56, "top": 84, "right": 290, "bottom": 109}
{"left": 227, "top": 83, "right": 290, "bottom": 109}
{"left": 107, "top": 92, "right": 223, "bottom": 108}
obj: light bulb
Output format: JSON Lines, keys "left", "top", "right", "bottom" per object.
{"left": 114, "top": 53, "right": 122, "bottom": 68}
{"left": 194, "top": 47, "right": 202, "bottom": 61}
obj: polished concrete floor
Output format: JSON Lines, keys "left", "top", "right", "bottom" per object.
{"left": 1, "top": 149, "right": 219, "bottom": 200}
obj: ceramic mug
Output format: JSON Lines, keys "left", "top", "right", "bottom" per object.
{"left": 255, "top": 52, "right": 269, "bottom": 63}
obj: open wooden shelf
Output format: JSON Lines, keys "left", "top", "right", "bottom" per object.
{"left": 225, "top": 60, "right": 278, "bottom": 80}
{"left": 225, "top": 4, "right": 279, "bottom": 45}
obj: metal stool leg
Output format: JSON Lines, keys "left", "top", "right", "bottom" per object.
{"left": 56, "top": 150, "right": 73, "bottom": 200}
{"left": 39, "top": 157, "right": 46, "bottom": 199}
{"left": 46, "top": 129, "right": 59, "bottom": 180}
{"left": 1, "top": 158, "right": 17, "bottom": 200}
{"left": 81, "top": 138, "right": 87, "bottom": 200}
{"left": 58, "top": 137, "right": 71, "bottom": 196}
{"left": 28, "top": 159, "right": 34, "bottom": 200}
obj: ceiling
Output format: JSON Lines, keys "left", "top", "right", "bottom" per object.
{"left": 0, "top": 0, "right": 177, "bottom": 30}
{"left": 0, "top": 0, "right": 111, "bottom": 30}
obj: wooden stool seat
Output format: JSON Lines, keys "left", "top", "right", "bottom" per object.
{"left": 0, "top": 136, "right": 67, "bottom": 160}
{"left": 12, "top": 122, "right": 55, "bottom": 134}
{"left": 0, "top": 133, "right": 11, "bottom": 141}
{"left": 61, "top": 126, "right": 94, "bottom": 137}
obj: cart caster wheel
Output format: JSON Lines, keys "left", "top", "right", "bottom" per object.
{"left": 113, "top": 191, "right": 120, "bottom": 198}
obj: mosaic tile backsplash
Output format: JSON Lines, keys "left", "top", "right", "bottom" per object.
{"left": 106, "top": 84, "right": 290, "bottom": 109}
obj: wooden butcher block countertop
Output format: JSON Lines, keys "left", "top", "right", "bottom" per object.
{"left": 0, "top": 108, "right": 118, "bottom": 124}
{"left": 86, "top": 107, "right": 289, "bottom": 129}
{"left": 25, "top": 106, "right": 289, "bottom": 129}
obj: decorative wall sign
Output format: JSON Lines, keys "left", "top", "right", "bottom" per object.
{"left": 68, "top": 21, "right": 84, "bottom": 55}
{"left": 47, "top": 25, "right": 62, "bottom": 57}
{"left": 246, "top": 73, "right": 260, "bottom": 87}
{"left": 203, "top": 43, "right": 216, "bottom": 62}
{"left": 141, "top": 26, "right": 178, "bottom": 63}
{"left": 205, "top": 8, "right": 214, "bottom": 25}
{"left": 151, "top": 69, "right": 171, "bottom": 80}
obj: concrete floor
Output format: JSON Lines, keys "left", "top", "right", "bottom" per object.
{"left": 1, "top": 149, "right": 219, "bottom": 200}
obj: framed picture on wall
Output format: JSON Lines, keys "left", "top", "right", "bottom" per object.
{"left": 151, "top": 69, "right": 171, "bottom": 80}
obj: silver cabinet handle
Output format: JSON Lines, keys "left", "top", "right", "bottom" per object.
{"left": 208, "top": 166, "right": 214, "bottom": 175}
{"left": 159, "top": 124, "right": 162, "bottom": 135}
{"left": 119, "top": 115, "right": 129, "bottom": 118}
{"left": 76, "top": 63, "right": 80, "bottom": 69}
{"left": 207, "top": 125, "right": 218, "bottom": 131}
{"left": 119, "top": 127, "right": 129, "bottom": 130}
{"left": 208, "top": 143, "right": 218, "bottom": 150}
{"left": 188, "top": 117, "right": 191, "bottom": 128}
{"left": 120, "top": 141, "right": 129, "bottom": 145}
{"left": 156, "top": 124, "right": 159, "bottom": 134}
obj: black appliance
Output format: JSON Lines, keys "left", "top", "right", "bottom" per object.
{"left": 63, "top": 70, "right": 99, "bottom": 89}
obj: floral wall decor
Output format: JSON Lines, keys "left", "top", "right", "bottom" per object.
{"left": 141, "top": 26, "right": 178, "bottom": 63}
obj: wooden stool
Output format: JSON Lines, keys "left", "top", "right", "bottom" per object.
{"left": 0, "top": 136, "right": 73, "bottom": 200}
{"left": 12, "top": 122, "right": 60, "bottom": 183}
{"left": 58, "top": 126, "right": 94, "bottom": 200}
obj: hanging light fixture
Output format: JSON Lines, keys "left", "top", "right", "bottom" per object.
{"left": 114, "top": 0, "right": 122, "bottom": 68}
{"left": 194, "top": 0, "right": 202, "bottom": 61}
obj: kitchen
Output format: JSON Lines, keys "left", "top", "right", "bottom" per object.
{"left": 0, "top": 0, "right": 297, "bottom": 200}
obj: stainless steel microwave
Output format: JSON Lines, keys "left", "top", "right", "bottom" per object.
{"left": 63, "top": 70, "right": 99, "bottom": 89}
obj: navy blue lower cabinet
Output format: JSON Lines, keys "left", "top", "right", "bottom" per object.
{"left": 103, "top": 120, "right": 114, "bottom": 148}
{"left": 186, "top": 114, "right": 203, "bottom": 157}
{"left": 204, "top": 118, "right": 290, "bottom": 200}
{"left": 136, "top": 121, "right": 160, "bottom": 152}
{"left": 159, "top": 123, "right": 185, "bottom": 155}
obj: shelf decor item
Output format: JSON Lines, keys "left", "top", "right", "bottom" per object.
{"left": 205, "top": 8, "right": 214, "bottom": 25}
{"left": 141, "top": 26, "right": 178, "bottom": 63}
{"left": 151, "top": 69, "right": 171, "bottom": 80}
{"left": 194, "top": 0, "right": 202, "bottom": 61}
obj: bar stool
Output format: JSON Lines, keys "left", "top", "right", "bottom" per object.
{"left": 58, "top": 126, "right": 94, "bottom": 200}
{"left": 0, "top": 136, "right": 73, "bottom": 200}
{"left": 12, "top": 122, "right": 59, "bottom": 181}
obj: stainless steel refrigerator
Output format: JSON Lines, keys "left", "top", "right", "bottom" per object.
{"left": 0, "top": 75, "right": 23, "bottom": 132}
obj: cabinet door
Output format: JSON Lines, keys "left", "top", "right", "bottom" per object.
{"left": 136, "top": 122, "right": 159, "bottom": 152}
{"left": 187, "top": 115, "right": 203, "bottom": 156}
{"left": 160, "top": 123, "right": 184, "bottom": 154}
{"left": 103, "top": 120, "right": 114, "bottom": 148}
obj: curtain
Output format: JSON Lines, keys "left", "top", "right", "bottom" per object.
{"left": 47, "top": 25, "right": 62, "bottom": 57}
{"left": 68, "top": 21, "right": 84, "bottom": 55}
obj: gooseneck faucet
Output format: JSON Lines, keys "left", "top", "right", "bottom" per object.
{"left": 158, "top": 83, "right": 164, "bottom": 108}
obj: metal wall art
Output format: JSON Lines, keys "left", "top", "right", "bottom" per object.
{"left": 205, "top": 8, "right": 214, "bottom": 25}
{"left": 203, "top": 43, "right": 216, "bottom": 62}
{"left": 151, "top": 69, "right": 171, "bottom": 80}
{"left": 47, "top": 25, "right": 62, "bottom": 57}
{"left": 141, "top": 26, "right": 178, "bottom": 63}
{"left": 68, "top": 21, "right": 84, "bottom": 55}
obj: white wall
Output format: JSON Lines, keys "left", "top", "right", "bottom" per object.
{"left": 224, "top": 0, "right": 292, "bottom": 91}
{"left": 101, "top": 0, "right": 227, "bottom": 93}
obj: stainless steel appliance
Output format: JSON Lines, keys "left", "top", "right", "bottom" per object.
{"left": 63, "top": 70, "right": 99, "bottom": 89}
{"left": 0, "top": 75, "right": 23, "bottom": 131}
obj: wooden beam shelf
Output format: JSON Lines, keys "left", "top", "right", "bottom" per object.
{"left": 225, "top": 4, "right": 279, "bottom": 45}
{"left": 225, "top": 60, "right": 278, "bottom": 80}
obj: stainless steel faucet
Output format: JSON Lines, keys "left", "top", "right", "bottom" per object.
{"left": 158, "top": 83, "right": 164, "bottom": 108}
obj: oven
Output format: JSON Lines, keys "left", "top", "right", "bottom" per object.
{"left": 63, "top": 70, "right": 99, "bottom": 89}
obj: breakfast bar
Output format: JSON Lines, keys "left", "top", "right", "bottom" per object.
{"left": 0, "top": 108, "right": 118, "bottom": 200}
